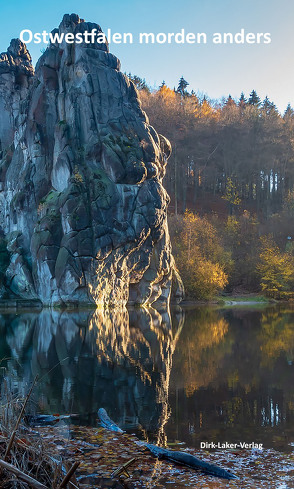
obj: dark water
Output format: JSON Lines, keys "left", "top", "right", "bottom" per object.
{"left": 1, "top": 304, "right": 294, "bottom": 452}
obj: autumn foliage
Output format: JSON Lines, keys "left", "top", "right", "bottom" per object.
{"left": 258, "top": 236, "right": 294, "bottom": 298}
{"left": 170, "top": 212, "right": 228, "bottom": 299}
{"left": 129, "top": 74, "right": 294, "bottom": 299}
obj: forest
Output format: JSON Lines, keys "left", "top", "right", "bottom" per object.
{"left": 129, "top": 74, "right": 294, "bottom": 299}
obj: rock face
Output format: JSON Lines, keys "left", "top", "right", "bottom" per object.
{"left": 0, "top": 14, "right": 183, "bottom": 307}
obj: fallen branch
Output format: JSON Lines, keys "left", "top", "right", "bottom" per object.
{"left": 0, "top": 458, "right": 48, "bottom": 489}
{"left": 58, "top": 461, "right": 80, "bottom": 488}
{"left": 145, "top": 443, "right": 238, "bottom": 480}
{"left": 98, "top": 408, "right": 238, "bottom": 481}
{"left": 48, "top": 457, "right": 79, "bottom": 489}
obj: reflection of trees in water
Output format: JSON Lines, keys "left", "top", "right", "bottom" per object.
{"left": 1, "top": 307, "right": 184, "bottom": 440}
{"left": 171, "top": 307, "right": 231, "bottom": 395}
{"left": 259, "top": 308, "right": 294, "bottom": 366}
{"left": 169, "top": 306, "right": 294, "bottom": 449}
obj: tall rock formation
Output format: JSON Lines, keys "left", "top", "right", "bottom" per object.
{"left": 0, "top": 14, "right": 183, "bottom": 307}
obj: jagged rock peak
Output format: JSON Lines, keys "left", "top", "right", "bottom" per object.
{"left": 46, "top": 13, "right": 108, "bottom": 53}
{"left": 61, "top": 13, "right": 85, "bottom": 27}
{"left": 0, "top": 38, "right": 33, "bottom": 76}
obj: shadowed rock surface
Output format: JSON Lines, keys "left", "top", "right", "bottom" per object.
{"left": 0, "top": 14, "right": 183, "bottom": 306}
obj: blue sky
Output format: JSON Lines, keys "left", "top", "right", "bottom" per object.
{"left": 0, "top": 0, "right": 293, "bottom": 112}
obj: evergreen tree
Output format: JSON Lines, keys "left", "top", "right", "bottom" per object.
{"left": 225, "top": 95, "right": 236, "bottom": 107}
{"left": 262, "top": 95, "right": 271, "bottom": 110}
{"left": 248, "top": 89, "right": 261, "bottom": 106}
{"left": 177, "top": 76, "right": 189, "bottom": 96}
{"left": 284, "top": 103, "right": 294, "bottom": 120}
{"left": 238, "top": 92, "right": 247, "bottom": 107}
{"left": 262, "top": 96, "right": 278, "bottom": 116}
{"left": 127, "top": 73, "right": 149, "bottom": 92}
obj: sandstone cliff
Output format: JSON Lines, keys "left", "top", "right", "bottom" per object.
{"left": 0, "top": 14, "right": 183, "bottom": 307}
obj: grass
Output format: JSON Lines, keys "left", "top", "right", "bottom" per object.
{"left": 216, "top": 295, "right": 270, "bottom": 306}
{"left": 228, "top": 295, "right": 268, "bottom": 302}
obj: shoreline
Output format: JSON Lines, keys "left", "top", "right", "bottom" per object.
{"left": 0, "top": 294, "right": 283, "bottom": 311}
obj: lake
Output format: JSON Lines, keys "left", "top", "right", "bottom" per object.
{"left": 1, "top": 304, "right": 294, "bottom": 453}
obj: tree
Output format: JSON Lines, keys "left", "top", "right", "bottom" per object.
{"left": 284, "top": 103, "right": 294, "bottom": 120}
{"left": 199, "top": 96, "right": 216, "bottom": 119}
{"left": 218, "top": 212, "right": 260, "bottom": 290}
{"left": 222, "top": 177, "right": 241, "bottom": 214}
{"left": 262, "top": 96, "right": 278, "bottom": 117}
{"left": 258, "top": 235, "right": 294, "bottom": 298}
{"left": 127, "top": 73, "right": 150, "bottom": 92}
{"left": 248, "top": 89, "right": 261, "bottom": 106}
{"left": 262, "top": 95, "right": 271, "bottom": 110}
{"left": 169, "top": 212, "right": 229, "bottom": 299}
{"left": 225, "top": 95, "right": 236, "bottom": 107}
{"left": 238, "top": 92, "right": 247, "bottom": 108}
{"left": 177, "top": 76, "right": 189, "bottom": 96}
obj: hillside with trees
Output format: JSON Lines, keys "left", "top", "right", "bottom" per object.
{"left": 129, "top": 74, "right": 294, "bottom": 299}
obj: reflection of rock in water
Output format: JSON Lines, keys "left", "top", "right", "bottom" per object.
{"left": 2, "top": 307, "right": 183, "bottom": 437}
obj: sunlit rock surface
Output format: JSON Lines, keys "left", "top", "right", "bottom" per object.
{"left": 0, "top": 13, "right": 183, "bottom": 306}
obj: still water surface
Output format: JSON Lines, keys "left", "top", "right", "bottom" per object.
{"left": 1, "top": 304, "right": 294, "bottom": 452}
